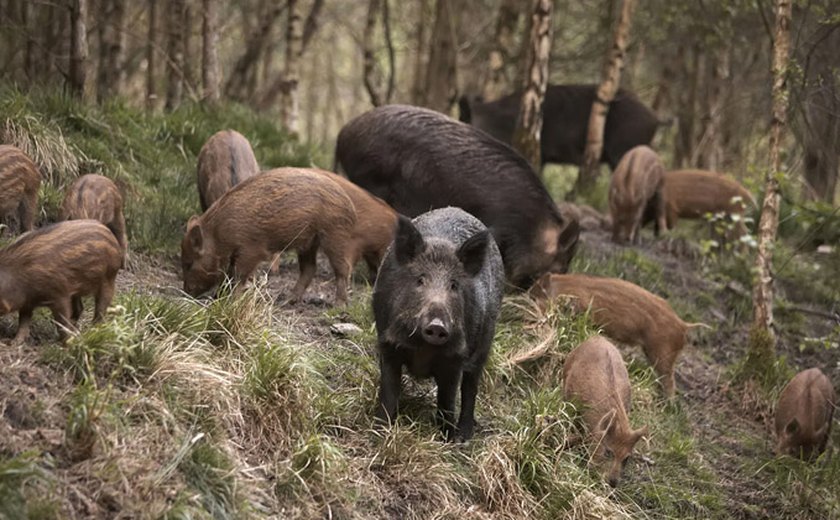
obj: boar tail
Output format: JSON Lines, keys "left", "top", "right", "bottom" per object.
{"left": 685, "top": 321, "right": 713, "bottom": 330}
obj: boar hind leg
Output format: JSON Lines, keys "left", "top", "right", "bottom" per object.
{"left": 376, "top": 347, "right": 402, "bottom": 426}
{"left": 435, "top": 368, "right": 461, "bottom": 441}
{"left": 13, "top": 307, "right": 34, "bottom": 345}
{"left": 290, "top": 244, "right": 319, "bottom": 302}
{"left": 71, "top": 296, "right": 84, "bottom": 323}
{"left": 94, "top": 278, "right": 116, "bottom": 322}
{"left": 652, "top": 347, "right": 680, "bottom": 398}
{"left": 18, "top": 196, "right": 35, "bottom": 233}
{"left": 323, "top": 243, "right": 352, "bottom": 306}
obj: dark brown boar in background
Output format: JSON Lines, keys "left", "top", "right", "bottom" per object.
{"left": 61, "top": 174, "right": 128, "bottom": 263}
{"left": 0, "top": 220, "right": 123, "bottom": 344}
{"left": 196, "top": 129, "right": 260, "bottom": 211}
{"left": 609, "top": 145, "right": 666, "bottom": 244}
{"left": 531, "top": 273, "right": 708, "bottom": 397}
{"left": 775, "top": 368, "right": 836, "bottom": 459}
{"left": 181, "top": 168, "right": 357, "bottom": 304}
{"left": 0, "top": 145, "right": 41, "bottom": 234}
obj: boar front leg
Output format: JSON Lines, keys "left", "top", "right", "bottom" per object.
{"left": 457, "top": 369, "right": 481, "bottom": 441}
{"left": 94, "top": 277, "right": 116, "bottom": 322}
{"left": 13, "top": 306, "right": 34, "bottom": 345}
{"left": 435, "top": 367, "right": 461, "bottom": 441}
{"left": 290, "top": 244, "right": 319, "bottom": 302}
{"left": 71, "top": 296, "right": 84, "bottom": 323}
{"left": 376, "top": 346, "right": 402, "bottom": 426}
{"left": 50, "top": 297, "right": 76, "bottom": 340}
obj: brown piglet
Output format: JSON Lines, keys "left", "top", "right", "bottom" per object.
{"left": 0, "top": 220, "right": 123, "bottom": 344}
{"left": 181, "top": 168, "right": 357, "bottom": 304}
{"left": 313, "top": 169, "right": 397, "bottom": 279}
{"left": 0, "top": 145, "right": 41, "bottom": 234}
{"left": 196, "top": 129, "right": 260, "bottom": 211}
{"left": 609, "top": 145, "right": 666, "bottom": 244}
{"left": 775, "top": 368, "right": 836, "bottom": 459}
{"left": 659, "top": 169, "right": 755, "bottom": 237}
{"left": 532, "top": 273, "right": 707, "bottom": 397}
{"left": 61, "top": 174, "right": 128, "bottom": 264}
{"left": 564, "top": 335, "right": 648, "bottom": 487}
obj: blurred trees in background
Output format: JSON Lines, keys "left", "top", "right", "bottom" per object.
{"left": 0, "top": 0, "right": 837, "bottom": 203}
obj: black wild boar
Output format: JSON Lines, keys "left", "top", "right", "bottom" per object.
{"left": 0, "top": 145, "right": 41, "bottom": 234}
{"left": 336, "top": 104, "right": 579, "bottom": 290}
{"left": 181, "top": 168, "right": 357, "bottom": 305}
{"left": 459, "top": 84, "right": 662, "bottom": 169}
{"left": 0, "top": 220, "right": 123, "bottom": 344}
{"left": 196, "top": 129, "right": 260, "bottom": 211}
{"left": 373, "top": 207, "right": 504, "bottom": 441}
{"left": 775, "top": 368, "right": 836, "bottom": 459}
{"left": 61, "top": 174, "right": 128, "bottom": 263}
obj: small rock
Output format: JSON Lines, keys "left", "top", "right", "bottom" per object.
{"left": 816, "top": 245, "right": 834, "bottom": 255}
{"left": 330, "top": 323, "right": 363, "bottom": 337}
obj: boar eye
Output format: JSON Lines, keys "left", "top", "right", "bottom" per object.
{"left": 416, "top": 275, "right": 425, "bottom": 286}
{"left": 604, "top": 449, "right": 614, "bottom": 460}
{"left": 449, "top": 280, "right": 459, "bottom": 291}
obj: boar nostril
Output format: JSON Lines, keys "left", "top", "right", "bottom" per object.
{"left": 422, "top": 318, "right": 449, "bottom": 345}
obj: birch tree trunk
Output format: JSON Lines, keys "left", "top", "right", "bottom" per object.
{"left": 511, "top": 0, "right": 553, "bottom": 171}
{"left": 749, "top": 0, "right": 792, "bottom": 359}
{"left": 69, "top": 0, "right": 90, "bottom": 100}
{"left": 281, "top": 0, "right": 302, "bottom": 134}
{"left": 363, "top": 0, "right": 396, "bottom": 107}
{"left": 201, "top": 0, "right": 220, "bottom": 103}
{"left": 97, "top": 0, "right": 126, "bottom": 101}
{"left": 482, "top": 0, "right": 521, "bottom": 102}
{"left": 145, "top": 0, "right": 158, "bottom": 110}
{"left": 574, "top": 0, "right": 635, "bottom": 194}
{"left": 421, "top": 0, "right": 458, "bottom": 114}
{"left": 164, "top": 0, "right": 185, "bottom": 111}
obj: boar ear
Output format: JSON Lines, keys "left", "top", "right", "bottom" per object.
{"left": 186, "top": 216, "right": 204, "bottom": 253}
{"left": 395, "top": 215, "right": 425, "bottom": 264}
{"left": 596, "top": 409, "right": 617, "bottom": 436}
{"left": 785, "top": 418, "right": 800, "bottom": 436}
{"left": 457, "top": 230, "right": 489, "bottom": 277}
{"left": 631, "top": 425, "right": 649, "bottom": 446}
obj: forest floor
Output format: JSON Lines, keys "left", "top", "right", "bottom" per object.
{"left": 1, "top": 220, "right": 838, "bottom": 520}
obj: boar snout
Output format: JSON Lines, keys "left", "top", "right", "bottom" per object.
{"left": 422, "top": 316, "right": 449, "bottom": 345}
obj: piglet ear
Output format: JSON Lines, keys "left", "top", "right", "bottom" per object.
{"left": 186, "top": 216, "right": 204, "bottom": 253}
{"left": 631, "top": 425, "right": 649, "bottom": 446}
{"left": 395, "top": 215, "right": 425, "bottom": 265}
{"left": 596, "top": 408, "right": 617, "bottom": 436}
{"left": 457, "top": 230, "right": 489, "bottom": 277}
{"left": 785, "top": 418, "right": 800, "bottom": 436}
{"left": 556, "top": 218, "right": 581, "bottom": 271}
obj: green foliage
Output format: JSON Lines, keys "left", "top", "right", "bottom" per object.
{"left": 0, "top": 452, "right": 57, "bottom": 520}
{"left": 0, "top": 85, "right": 312, "bottom": 251}
{"left": 179, "top": 438, "right": 239, "bottom": 519}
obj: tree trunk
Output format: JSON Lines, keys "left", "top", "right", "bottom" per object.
{"left": 22, "top": 0, "right": 35, "bottom": 81}
{"left": 482, "top": 0, "right": 521, "bottom": 102}
{"left": 749, "top": 0, "right": 792, "bottom": 361}
{"left": 281, "top": 0, "right": 302, "bottom": 134}
{"left": 696, "top": 44, "right": 730, "bottom": 171}
{"left": 164, "top": 0, "right": 185, "bottom": 111}
{"left": 224, "top": 3, "right": 284, "bottom": 101}
{"left": 575, "top": 0, "right": 635, "bottom": 194}
{"left": 410, "top": 0, "right": 428, "bottom": 105}
{"left": 511, "top": 0, "right": 553, "bottom": 171}
{"left": 182, "top": 2, "right": 196, "bottom": 97}
{"left": 201, "top": 0, "right": 220, "bottom": 103}
{"left": 146, "top": 0, "right": 158, "bottom": 110}
{"left": 673, "top": 44, "right": 701, "bottom": 168}
{"left": 96, "top": 0, "right": 126, "bottom": 101}
{"left": 420, "top": 0, "right": 458, "bottom": 114}
{"left": 362, "top": 0, "right": 396, "bottom": 107}
{"left": 69, "top": 0, "right": 90, "bottom": 100}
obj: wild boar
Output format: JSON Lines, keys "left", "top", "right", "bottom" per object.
{"left": 775, "top": 368, "right": 836, "bottom": 459}
{"left": 0, "top": 220, "right": 122, "bottom": 344}
{"left": 373, "top": 207, "right": 504, "bottom": 441}
{"left": 609, "top": 145, "right": 666, "bottom": 244}
{"left": 196, "top": 129, "right": 260, "bottom": 211}
{"left": 651, "top": 169, "right": 755, "bottom": 238}
{"left": 564, "top": 335, "right": 648, "bottom": 487}
{"left": 312, "top": 169, "right": 397, "bottom": 280}
{"left": 531, "top": 273, "right": 707, "bottom": 397}
{"left": 60, "top": 174, "right": 128, "bottom": 263}
{"left": 336, "top": 104, "right": 579, "bottom": 290}
{"left": 181, "top": 168, "right": 357, "bottom": 305}
{"left": 459, "top": 84, "right": 662, "bottom": 169}
{"left": 0, "top": 145, "right": 41, "bottom": 234}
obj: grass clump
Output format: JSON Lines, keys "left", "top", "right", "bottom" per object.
{"left": 0, "top": 451, "right": 58, "bottom": 520}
